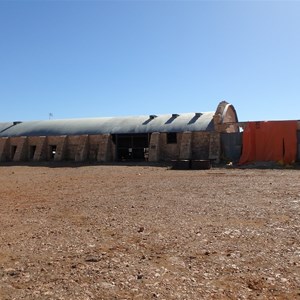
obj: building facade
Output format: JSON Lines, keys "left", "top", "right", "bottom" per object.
{"left": 0, "top": 101, "right": 238, "bottom": 163}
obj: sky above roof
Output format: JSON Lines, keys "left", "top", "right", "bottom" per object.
{"left": 0, "top": 0, "right": 299, "bottom": 122}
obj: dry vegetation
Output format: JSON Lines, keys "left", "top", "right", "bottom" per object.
{"left": 0, "top": 164, "right": 299, "bottom": 299}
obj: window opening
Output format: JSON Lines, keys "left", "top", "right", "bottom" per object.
{"left": 167, "top": 132, "right": 177, "bottom": 144}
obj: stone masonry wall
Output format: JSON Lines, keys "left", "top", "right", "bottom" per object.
{"left": 88, "top": 135, "right": 102, "bottom": 161}
{"left": 0, "top": 137, "right": 10, "bottom": 162}
{"left": 66, "top": 135, "right": 89, "bottom": 161}
{"left": 158, "top": 133, "right": 182, "bottom": 161}
{"left": 148, "top": 132, "right": 160, "bottom": 162}
{"left": 10, "top": 137, "right": 28, "bottom": 161}
{"left": 47, "top": 136, "right": 67, "bottom": 161}
{"left": 191, "top": 132, "right": 211, "bottom": 160}
{"left": 209, "top": 132, "right": 221, "bottom": 162}
{"left": 0, "top": 131, "right": 222, "bottom": 163}
{"left": 28, "top": 136, "right": 47, "bottom": 161}
{"left": 97, "top": 134, "right": 113, "bottom": 162}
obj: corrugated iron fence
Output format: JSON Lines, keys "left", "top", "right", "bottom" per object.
{"left": 221, "top": 132, "right": 243, "bottom": 163}
{"left": 222, "top": 131, "right": 300, "bottom": 163}
{"left": 297, "top": 131, "right": 300, "bottom": 161}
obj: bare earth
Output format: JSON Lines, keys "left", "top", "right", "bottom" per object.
{"left": 0, "top": 164, "right": 299, "bottom": 300}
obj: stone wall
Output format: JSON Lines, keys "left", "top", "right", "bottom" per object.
{"left": 88, "top": 135, "right": 102, "bottom": 161}
{"left": 209, "top": 132, "right": 221, "bottom": 162}
{"left": 0, "top": 137, "right": 10, "bottom": 162}
{"left": 191, "top": 132, "right": 211, "bottom": 160}
{"left": 0, "top": 131, "right": 223, "bottom": 163}
{"left": 0, "top": 135, "right": 114, "bottom": 163}
{"left": 97, "top": 134, "right": 113, "bottom": 162}
{"left": 10, "top": 137, "right": 28, "bottom": 161}
{"left": 158, "top": 133, "right": 182, "bottom": 161}
{"left": 28, "top": 136, "right": 47, "bottom": 161}
{"left": 148, "top": 132, "right": 160, "bottom": 162}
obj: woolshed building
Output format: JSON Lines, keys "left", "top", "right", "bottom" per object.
{"left": 0, "top": 101, "right": 238, "bottom": 164}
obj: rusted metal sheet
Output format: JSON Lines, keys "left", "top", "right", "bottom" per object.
{"left": 297, "top": 131, "right": 300, "bottom": 162}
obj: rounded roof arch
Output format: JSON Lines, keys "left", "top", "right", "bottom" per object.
{"left": 215, "top": 101, "right": 238, "bottom": 123}
{"left": 0, "top": 101, "right": 238, "bottom": 137}
{"left": 214, "top": 101, "right": 239, "bottom": 133}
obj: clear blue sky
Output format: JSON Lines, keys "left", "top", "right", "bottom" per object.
{"left": 0, "top": 0, "right": 299, "bottom": 122}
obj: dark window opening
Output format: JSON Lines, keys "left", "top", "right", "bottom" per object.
{"left": 11, "top": 146, "right": 17, "bottom": 160}
{"left": 167, "top": 132, "right": 177, "bottom": 144}
{"left": 111, "top": 134, "right": 116, "bottom": 144}
{"left": 29, "top": 145, "right": 36, "bottom": 160}
{"left": 50, "top": 145, "right": 57, "bottom": 159}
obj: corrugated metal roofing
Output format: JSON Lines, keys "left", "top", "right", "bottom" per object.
{"left": 0, "top": 122, "right": 15, "bottom": 133}
{"left": 0, "top": 112, "right": 215, "bottom": 137}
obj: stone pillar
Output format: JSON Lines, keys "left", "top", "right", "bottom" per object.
{"left": 54, "top": 136, "right": 67, "bottom": 161}
{"left": 0, "top": 137, "right": 10, "bottom": 162}
{"left": 179, "top": 131, "right": 192, "bottom": 160}
{"left": 97, "top": 134, "right": 112, "bottom": 162}
{"left": 213, "top": 113, "right": 222, "bottom": 132}
{"left": 148, "top": 132, "right": 160, "bottom": 162}
{"left": 13, "top": 137, "right": 28, "bottom": 162}
{"left": 75, "top": 135, "right": 89, "bottom": 162}
{"left": 33, "top": 136, "right": 48, "bottom": 161}
{"left": 209, "top": 132, "right": 221, "bottom": 163}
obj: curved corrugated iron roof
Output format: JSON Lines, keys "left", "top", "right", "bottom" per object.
{"left": 0, "top": 112, "right": 215, "bottom": 137}
{"left": 0, "top": 122, "right": 15, "bottom": 133}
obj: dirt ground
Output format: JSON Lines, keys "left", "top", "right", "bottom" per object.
{"left": 0, "top": 163, "right": 299, "bottom": 300}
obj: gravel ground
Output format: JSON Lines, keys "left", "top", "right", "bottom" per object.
{"left": 0, "top": 164, "right": 299, "bottom": 300}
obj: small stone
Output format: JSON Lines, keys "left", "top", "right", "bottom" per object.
{"left": 5, "top": 269, "right": 19, "bottom": 277}
{"left": 85, "top": 256, "right": 101, "bottom": 262}
{"left": 138, "top": 226, "right": 144, "bottom": 233}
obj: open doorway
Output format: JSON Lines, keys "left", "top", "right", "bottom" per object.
{"left": 29, "top": 145, "right": 37, "bottom": 160}
{"left": 49, "top": 145, "right": 57, "bottom": 160}
{"left": 114, "top": 134, "right": 149, "bottom": 161}
{"left": 11, "top": 145, "right": 17, "bottom": 160}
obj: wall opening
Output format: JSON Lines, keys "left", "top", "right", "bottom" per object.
{"left": 49, "top": 145, "right": 57, "bottom": 160}
{"left": 167, "top": 132, "right": 177, "bottom": 144}
{"left": 115, "top": 134, "right": 149, "bottom": 161}
{"left": 11, "top": 145, "right": 17, "bottom": 160}
{"left": 29, "top": 145, "right": 36, "bottom": 160}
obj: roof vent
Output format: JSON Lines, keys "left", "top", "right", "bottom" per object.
{"left": 172, "top": 114, "right": 179, "bottom": 118}
{"left": 149, "top": 115, "right": 157, "bottom": 119}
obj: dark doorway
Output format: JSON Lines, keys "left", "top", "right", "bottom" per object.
{"left": 29, "top": 145, "right": 37, "bottom": 160}
{"left": 49, "top": 145, "right": 57, "bottom": 160}
{"left": 11, "top": 146, "right": 17, "bottom": 160}
{"left": 115, "top": 134, "right": 149, "bottom": 161}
